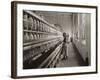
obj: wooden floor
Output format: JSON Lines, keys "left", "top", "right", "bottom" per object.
{"left": 56, "top": 42, "right": 83, "bottom": 67}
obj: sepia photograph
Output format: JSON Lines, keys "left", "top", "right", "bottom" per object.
{"left": 11, "top": 1, "right": 97, "bottom": 78}
{"left": 23, "top": 10, "right": 91, "bottom": 69}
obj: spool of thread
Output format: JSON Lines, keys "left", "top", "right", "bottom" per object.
{"left": 23, "top": 14, "right": 28, "bottom": 30}
{"left": 29, "top": 33, "right": 34, "bottom": 41}
{"left": 34, "top": 19, "right": 37, "bottom": 31}
{"left": 28, "top": 16, "right": 33, "bottom": 30}
{"left": 23, "top": 32, "right": 30, "bottom": 42}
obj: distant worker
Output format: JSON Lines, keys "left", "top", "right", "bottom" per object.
{"left": 62, "top": 32, "right": 69, "bottom": 60}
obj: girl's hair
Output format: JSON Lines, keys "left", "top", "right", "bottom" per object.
{"left": 63, "top": 32, "right": 69, "bottom": 37}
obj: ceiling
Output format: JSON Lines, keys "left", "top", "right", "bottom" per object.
{"left": 35, "top": 11, "right": 73, "bottom": 33}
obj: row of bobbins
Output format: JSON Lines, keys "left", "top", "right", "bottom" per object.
{"left": 23, "top": 12, "right": 58, "bottom": 43}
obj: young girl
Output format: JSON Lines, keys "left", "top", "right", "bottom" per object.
{"left": 62, "top": 32, "right": 69, "bottom": 60}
